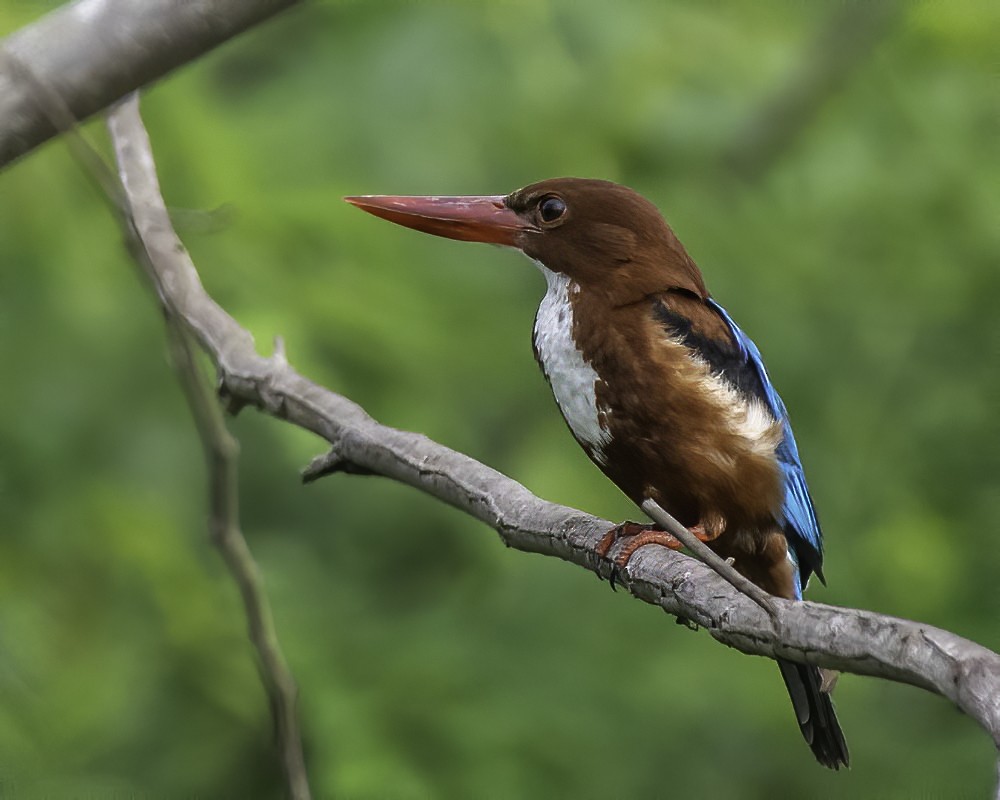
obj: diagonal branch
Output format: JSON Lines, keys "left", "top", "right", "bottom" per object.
{"left": 3, "top": 27, "right": 314, "bottom": 797}
{"left": 641, "top": 498, "right": 778, "bottom": 618}
{"left": 106, "top": 96, "right": 311, "bottom": 800}
{"left": 0, "top": 0, "right": 303, "bottom": 170}
{"left": 101, "top": 96, "right": 1000, "bottom": 774}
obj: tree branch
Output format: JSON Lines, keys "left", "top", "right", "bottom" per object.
{"left": 0, "top": 0, "right": 303, "bottom": 170}
{"left": 106, "top": 96, "right": 312, "bottom": 800}
{"left": 100, "top": 95, "right": 1000, "bottom": 773}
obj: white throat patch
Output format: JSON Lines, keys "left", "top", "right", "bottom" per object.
{"left": 531, "top": 264, "right": 613, "bottom": 463}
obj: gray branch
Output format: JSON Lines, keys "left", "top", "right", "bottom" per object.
{"left": 0, "top": 0, "right": 303, "bottom": 169}
{"left": 108, "top": 97, "right": 312, "bottom": 800}
{"left": 104, "top": 88, "right": 1000, "bottom": 774}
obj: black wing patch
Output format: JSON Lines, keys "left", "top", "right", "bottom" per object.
{"left": 652, "top": 296, "right": 769, "bottom": 406}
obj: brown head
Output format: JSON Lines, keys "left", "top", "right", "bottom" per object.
{"left": 346, "top": 177, "right": 707, "bottom": 305}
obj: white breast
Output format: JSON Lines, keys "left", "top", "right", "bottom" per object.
{"left": 531, "top": 266, "right": 613, "bottom": 463}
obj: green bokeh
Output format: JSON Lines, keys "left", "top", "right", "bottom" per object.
{"left": 1, "top": 1, "right": 998, "bottom": 797}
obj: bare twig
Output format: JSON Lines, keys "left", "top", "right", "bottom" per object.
{"left": 106, "top": 96, "right": 312, "bottom": 800}
{"left": 166, "top": 320, "right": 312, "bottom": 800}
{"left": 3, "top": 41, "right": 314, "bottom": 799}
{"left": 640, "top": 498, "right": 778, "bottom": 618}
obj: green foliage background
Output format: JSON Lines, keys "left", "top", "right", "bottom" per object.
{"left": 1, "top": 0, "right": 998, "bottom": 796}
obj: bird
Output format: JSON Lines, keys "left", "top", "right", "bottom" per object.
{"left": 345, "top": 177, "right": 849, "bottom": 769}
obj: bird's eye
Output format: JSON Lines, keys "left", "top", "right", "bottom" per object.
{"left": 538, "top": 196, "right": 567, "bottom": 223}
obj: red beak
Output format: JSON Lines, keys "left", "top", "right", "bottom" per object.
{"left": 344, "top": 194, "right": 538, "bottom": 247}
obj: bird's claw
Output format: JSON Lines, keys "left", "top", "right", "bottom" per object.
{"left": 597, "top": 519, "right": 713, "bottom": 593}
{"left": 595, "top": 521, "right": 649, "bottom": 591}
{"left": 608, "top": 563, "right": 622, "bottom": 591}
{"left": 596, "top": 521, "right": 681, "bottom": 592}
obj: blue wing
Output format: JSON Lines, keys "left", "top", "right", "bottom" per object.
{"left": 705, "top": 298, "right": 824, "bottom": 596}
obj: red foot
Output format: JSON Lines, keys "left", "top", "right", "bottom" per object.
{"left": 597, "top": 521, "right": 720, "bottom": 586}
{"left": 615, "top": 529, "right": 684, "bottom": 568}
{"left": 595, "top": 521, "right": 658, "bottom": 560}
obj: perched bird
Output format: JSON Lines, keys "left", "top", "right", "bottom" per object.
{"left": 345, "top": 178, "right": 849, "bottom": 769}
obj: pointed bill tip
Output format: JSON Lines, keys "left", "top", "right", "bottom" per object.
{"left": 344, "top": 193, "right": 535, "bottom": 247}
{"left": 343, "top": 195, "right": 381, "bottom": 208}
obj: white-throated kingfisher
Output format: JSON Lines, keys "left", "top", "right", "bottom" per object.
{"left": 345, "top": 178, "right": 849, "bottom": 769}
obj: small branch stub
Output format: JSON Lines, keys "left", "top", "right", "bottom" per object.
{"left": 302, "top": 448, "right": 374, "bottom": 483}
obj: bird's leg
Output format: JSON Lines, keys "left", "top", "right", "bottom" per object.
{"left": 595, "top": 522, "right": 671, "bottom": 590}
{"left": 597, "top": 521, "right": 720, "bottom": 589}
{"left": 595, "top": 521, "right": 662, "bottom": 560}
{"left": 614, "top": 523, "right": 720, "bottom": 570}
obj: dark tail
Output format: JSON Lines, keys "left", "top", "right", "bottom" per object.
{"left": 777, "top": 658, "right": 850, "bottom": 769}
